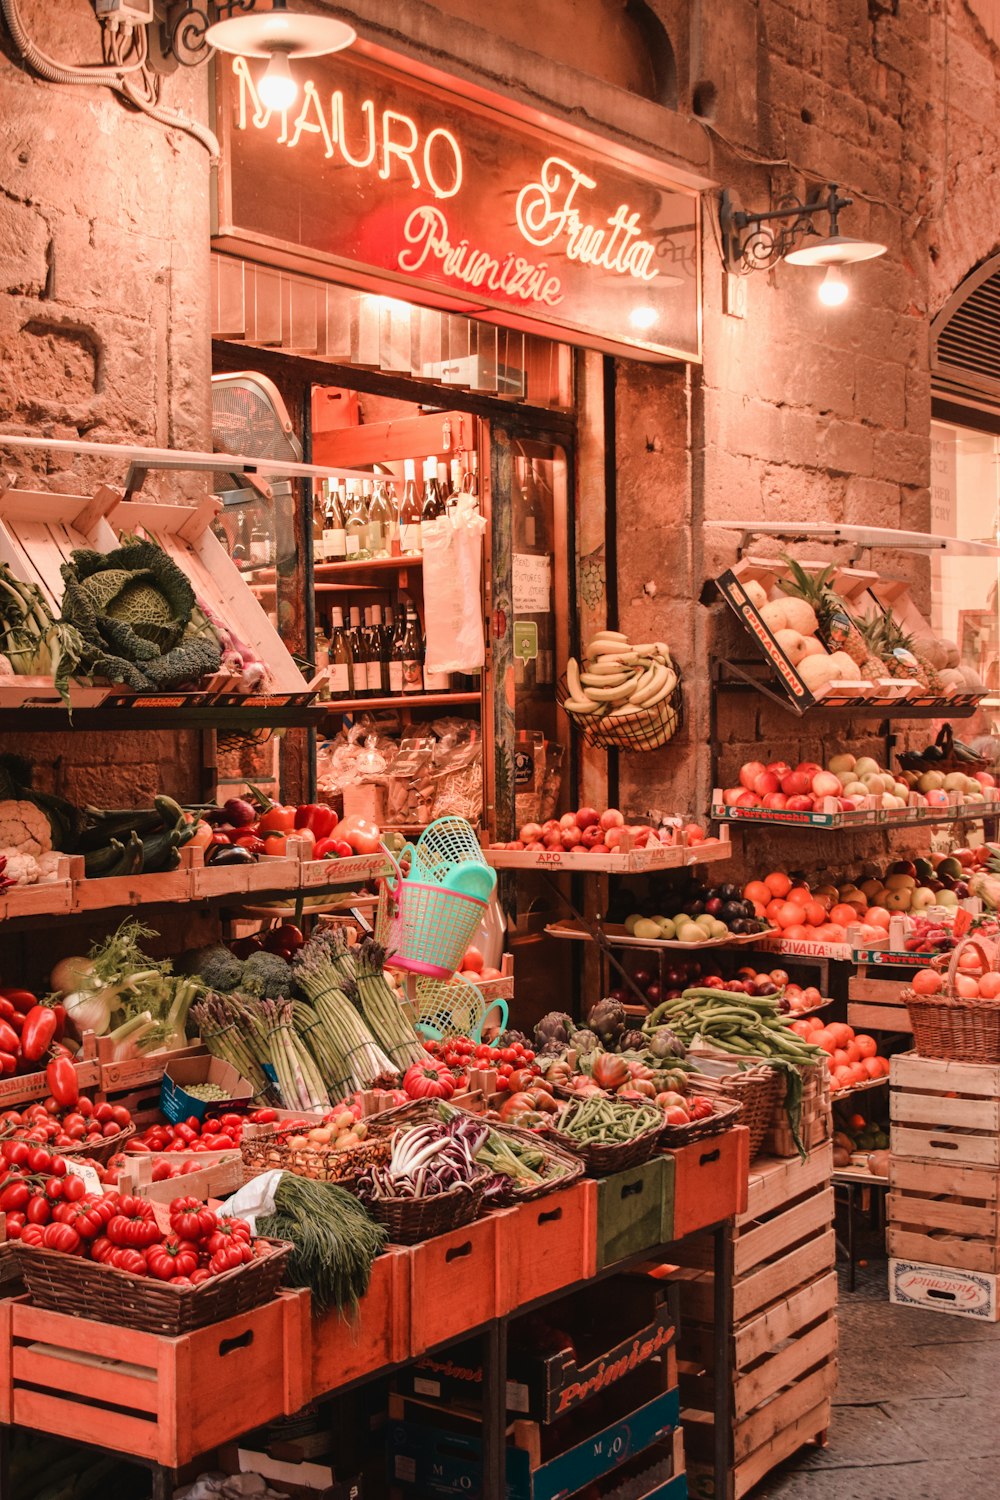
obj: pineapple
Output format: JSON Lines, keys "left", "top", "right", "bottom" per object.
{"left": 778, "top": 558, "right": 883, "bottom": 677}
{"left": 856, "top": 609, "right": 937, "bottom": 691}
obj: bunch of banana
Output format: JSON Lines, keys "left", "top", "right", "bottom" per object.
{"left": 563, "top": 630, "right": 677, "bottom": 720}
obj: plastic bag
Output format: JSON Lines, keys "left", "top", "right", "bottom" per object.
{"left": 421, "top": 497, "right": 487, "bottom": 674}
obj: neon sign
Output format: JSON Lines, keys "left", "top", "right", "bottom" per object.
{"left": 215, "top": 49, "right": 701, "bottom": 360}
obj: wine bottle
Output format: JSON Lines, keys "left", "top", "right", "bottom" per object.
{"left": 345, "top": 481, "right": 370, "bottom": 559}
{"left": 362, "top": 607, "right": 380, "bottom": 696}
{"left": 448, "top": 458, "right": 462, "bottom": 516}
{"left": 421, "top": 457, "right": 444, "bottom": 527}
{"left": 370, "top": 604, "right": 390, "bottom": 694}
{"left": 311, "top": 487, "right": 326, "bottom": 562}
{"left": 385, "top": 477, "right": 400, "bottom": 554}
{"left": 462, "top": 450, "right": 480, "bottom": 509}
{"left": 394, "top": 596, "right": 424, "bottom": 694}
{"left": 323, "top": 483, "right": 347, "bottom": 562}
{"left": 368, "top": 478, "right": 393, "bottom": 558}
{"left": 328, "top": 607, "right": 353, "bottom": 698}
{"left": 348, "top": 606, "right": 368, "bottom": 696}
{"left": 399, "top": 458, "right": 422, "bottom": 555}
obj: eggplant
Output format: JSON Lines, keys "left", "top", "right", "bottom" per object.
{"left": 206, "top": 843, "right": 255, "bottom": 866}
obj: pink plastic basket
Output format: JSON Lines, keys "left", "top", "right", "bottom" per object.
{"left": 376, "top": 850, "right": 487, "bottom": 979}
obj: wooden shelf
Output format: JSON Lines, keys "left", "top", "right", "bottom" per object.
{"left": 315, "top": 555, "right": 423, "bottom": 578}
{"left": 322, "top": 690, "right": 480, "bottom": 713}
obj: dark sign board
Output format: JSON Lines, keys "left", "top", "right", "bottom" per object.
{"left": 213, "top": 50, "right": 701, "bottom": 362}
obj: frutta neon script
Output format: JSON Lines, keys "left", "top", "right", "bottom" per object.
{"left": 232, "top": 59, "right": 661, "bottom": 309}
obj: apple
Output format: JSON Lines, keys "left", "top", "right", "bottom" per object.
{"left": 589, "top": 843, "right": 611, "bottom": 854}
{"left": 575, "top": 806, "right": 600, "bottom": 830}
{"left": 768, "top": 761, "right": 793, "bottom": 779}
{"left": 740, "top": 761, "right": 767, "bottom": 789}
{"left": 580, "top": 825, "right": 603, "bottom": 849}
{"left": 812, "top": 771, "right": 843, "bottom": 799}
{"left": 786, "top": 795, "right": 814, "bottom": 811}
{"left": 505, "top": 839, "right": 526, "bottom": 850}
{"left": 559, "top": 812, "right": 579, "bottom": 830}
{"left": 735, "top": 791, "right": 762, "bottom": 806}
{"left": 604, "top": 826, "right": 627, "bottom": 849}
{"left": 795, "top": 762, "right": 822, "bottom": 780}
{"left": 838, "top": 798, "right": 857, "bottom": 812}
{"left": 954, "top": 849, "right": 976, "bottom": 868}
{"left": 519, "top": 822, "right": 542, "bottom": 843}
{"left": 753, "top": 771, "right": 780, "bottom": 795}
{"left": 560, "top": 826, "right": 583, "bottom": 849}
{"left": 541, "top": 819, "right": 560, "bottom": 836}
{"left": 542, "top": 832, "right": 563, "bottom": 849}
{"left": 781, "top": 771, "right": 812, "bottom": 797}
{"left": 723, "top": 787, "right": 743, "bottom": 806}
{"left": 628, "top": 826, "right": 652, "bottom": 847}
{"left": 762, "top": 792, "right": 788, "bottom": 809}
{"left": 600, "top": 809, "right": 625, "bottom": 830}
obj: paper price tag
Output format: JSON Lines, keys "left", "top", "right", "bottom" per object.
{"left": 65, "top": 1160, "right": 102, "bottom": 1196}
{"left": 953, "top": 906, "right": 974, "bottom": 938}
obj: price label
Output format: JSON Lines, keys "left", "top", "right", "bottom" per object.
{"left": 66, "top": 1160, "right": 103, "bottom": 1196}
{"left": 953, "top": 906, "right": 974, "bottom": 938}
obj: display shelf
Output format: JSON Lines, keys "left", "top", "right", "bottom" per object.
{"left": 713, "top": 657, "right": 983, "bottom": 720}
{"left": 834, "top": 1074, "right": 890, "bottom": 1100}
{"left": 544, "top": 918, "right": 778, "bottom": 951}
{"left": 712, "top": 790, "right": 998, "bottom": 830}
{"left": 0, "top": 696, "right": 325, "bottom": 732}
{"left": 484, "top": 826, "right": 732, "bottom": 873}
{"left": 315, "top": 555, "right": 423, "bottom": 578}
{"left": 322, "top": 690, "right": 481, "bottom": 713}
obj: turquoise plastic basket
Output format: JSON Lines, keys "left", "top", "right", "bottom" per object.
{"left": 412, "top": 973, "right": 509, "bottom": 1042}
{"left": 409, "top": 816, "right": 489, "bottom": 885}
{"left": 376, "top": 850, "right": 488, "bottom": 979}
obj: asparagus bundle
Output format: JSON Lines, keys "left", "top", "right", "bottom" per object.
{"left": 260, "top": 998, "right": 330, "bottom": 1111}
{"left": 349, "top": 938, "right": 425, "bottom": 1072}
{"left": 294, "top": 930, "right": 396, "bottom": 1091}
{"left": 191, "top": 993, "right": 274, "bottom": 1103}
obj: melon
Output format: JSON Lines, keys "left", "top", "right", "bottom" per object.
{"left": 798, "top": 653, "right": 838, "bottom": 690}
{"left": 918, "top": 636, "right": 948, "bottom": 671}
{"left": 800, "top": 635, "right": 826, "bottom": 658}
{"left": 743, "top": 579, "right": 768, "bottom": 609}
{"left": 939, "top": 668, "right": 966, "bottom": 691}
{"left": 939, "top": 638, "right": 961, "bottom": 668}
{"left": 774, "top": 628, "right": 809, "bottom": 665}
{"left": 959, "top": 662, "right": 987, "bottom": 691}
{"left": 759, "top": 599, "right": 789, "bottom": 633}
{"left": 826, "top": 651, "right": 861, "bottom": 680}
{"left": 780, "top": 598, "right": 818, "bottom": 637}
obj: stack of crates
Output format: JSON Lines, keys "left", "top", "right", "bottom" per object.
{"left": 888, "top": 1051, "right": 1000, "bottom": 1322}
{"left": 671, "top": 1143, "right": 838, "bottom": 1499}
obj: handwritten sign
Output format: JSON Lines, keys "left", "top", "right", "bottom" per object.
{"left": 513, "top": 553, "right": 552, "bottom": 613}
{"left": 214, "top": 53, "right": 701, "bottom": 361}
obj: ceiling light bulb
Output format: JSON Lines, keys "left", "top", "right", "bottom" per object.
{"left": 818, "top": 265, "right": 849, "bottom": 307}
{"left": 629, "top": 306, "right": 659, "bottom": 331}
{"left": 258, "top": 51, "right": 298, "bottom": 112}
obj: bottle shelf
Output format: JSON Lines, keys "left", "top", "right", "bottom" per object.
{"left": 315, "top": 556, "right": 423, "bottom": 578}
{"left": 321, "top": 690, "right": 481, "bottom": 713}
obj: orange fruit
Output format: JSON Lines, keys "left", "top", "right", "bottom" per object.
{"left": 787, "top": 885, "right": 812, "bottom": 905}
{"left": 744, "top": 880, "right": 771, "bottom": 906}
{"left": 866, "top": 906, "right": 891, "bottom": 930}
{"left": 845, "top": 1041, "right": 861, "bottom": 1063}
{"left": 855, "top": 1034, "right": 877, "bottom": 1059}
{"left": 912, "top": 968, "right": 942, "bottom": 996}
{"left": 848, "top": 1061, "right": 868, "bottom": 1086}
{"left": 832, "top": 1047, "right": 851, "bottom": 1070}
{"left": 813, "top": 1029, "right": 837, "bottom": 1054}
{"left": 979, "top": 972, "right": 1000, "bottom": 1000}
{"left": 830, "top": 903, "right": 862, "bottom": 927}
{"left": 819, "top": 923, "right": 847, "bottom": 943}
{"left": 954, "top": 972, "right": 980, "bottom": 998}
{"left": 764, "top": 871, "right": 792, "bottom": 898}
{"left": 765, "top": 898, "right": 786, "bottom": 922}
{"left": 828, "top": 1022, "right": 852, "bottom": 1047}
{"left": 782, "top": 924, "right": 809, "bottom": 940}
{"left": 776, "top": 901, "right": 807, "bottom": 929}
{"left": 834, "top": 1064, "right": 854, "bottom": 1088}
{"left": 862, "top": 1056, "right": 883, "bottom": 1079}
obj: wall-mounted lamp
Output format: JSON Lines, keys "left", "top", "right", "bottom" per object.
{"left": 202, "top": 1, "right": 355, "bottom": 111}
{"left": 720, "top": 183, "right": 886, "bottom": 305}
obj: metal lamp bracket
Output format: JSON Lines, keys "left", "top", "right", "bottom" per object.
{"left": 157, "top": 0, "right": 259, "bottom": 68}
{"left": 720, "top": 184, "right": 852, "bottom": 273}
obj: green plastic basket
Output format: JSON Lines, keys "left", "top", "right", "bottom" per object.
{"left": 413, "top": 972, "right": 509, "bottom": 1042}
{"left": 409, "top": 816, "right": 489, "bottom": 885}
{"left": 376, "top": 850, "right": 488, "bottom": 979}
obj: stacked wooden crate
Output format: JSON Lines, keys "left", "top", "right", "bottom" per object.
{"left": 888, "top": 1052, "right": 1000, "bottom": 1321}
{"left": 760, "top": 1064, "right": 832, "bottom": 1158}
{"left": 672, "top": 1143, "right": 837, "bottom": 1499}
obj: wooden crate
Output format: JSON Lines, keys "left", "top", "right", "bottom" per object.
{"left": 407, "top": 1214, "right": 501, "bottom": 1356}
{"left": 495, "top": 1181, "right": 597, "bottom": 1312}
{"left": 759, "top": 1065, "right": 832, "bottom": 1159}
{"left": 848, "top": 972, "right": 913, "bottom": 1035}
{"left": 118, "top": 1151, "right": 244, "bottom": 1206}
{"left": 889, "top": 1257, "right": 1000, "bottom": 1322}
{"left": 311, "top": 1247, "right": 410, "bottom": 1398}
{"left": 889, "top": 1157, "right": 1000, "bottom": 1274}
{"left": 94, "top": 1036, "right": 207, "bottom": 1094}
{"left": 672, "top": 1147, "right": 836, "bottom": 1499}
{"left": 686, "top": 1398, "right": 831, "bottom": 1500}
{"left": 664, "top": 1127, "right": 750, "bottom": 1241}
{"left": 891, "top": 1052, "right": 1000, "bottom": 1168}
{"left": 594, "top": 1158, "right": 673, "bottom": 1271}
{"left": 0, "top": 1292, "right": 308, "bottom": 1467}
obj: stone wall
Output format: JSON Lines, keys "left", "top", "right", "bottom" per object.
{"left": 0, "top": 0, "right": 213, "bottom": 809}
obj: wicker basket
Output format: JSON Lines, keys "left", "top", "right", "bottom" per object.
{"left": 15, "top": 1237, "right": 292, "bottom": 1335}
{"left": 557, "top": 671, "right": 684, "bottom": 753}
{"left": 903, "top": 935, "right": 1000, "bottom": 1062}
{"left": 658, "top": 1095, "right": 744, "bottom": 1149}
{"left": 543, "top": 1100, "right": 666, "bottom": 1176}
{"left": 64, "top": 1124, "right": 136, "bottom": 1165}
{"left": 689, "top": 1067, "right": 782, "bottom": 1161}
{"left": 364, "top": 1098, "right": 585, "bottom": 1203}
{"left": 361, "top": 1168, "right": 489, "bottom": 1245}
{"left": 897, "top": 723, "right": 989, "bottom": 775}
{"left": 240, "top": 1127, "right": 391, "bottom": 1185}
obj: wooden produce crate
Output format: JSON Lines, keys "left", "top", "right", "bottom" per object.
{"left": 0, "top": 859, "right": 73, "bottom": 921}
{"left": 672, "top": 1145, "right": 837, "bottom": 1500}
{"left": 118, "top": 1150, "right": 244, "bottom": 1207}
{"left": 889, "top": 1257, "right": 1000, "bottom": 1323}
{"left": 0, "top": 1049, "right": 100, "bottom": 1109}
{"left": 890, "top": 1052, "right": 1000, "bottom": 1168}
{"left": 0, "top": 1292, "right": 309, "bottom": 1467}
{"left": 407, "top": 1214, "right": 501, "bottom": 1357}
{"left": 495, "top": 1181, "right": 597, "bottom": 1312}
{"left": 94, "top": 1035, "right": 207, "bottom": 1095}
{"left": 848, "top": 968, "right": 913, "bottom": 1036}
{"left": 889, "top": 1158, "right": 1000, "bottom": 1274}
{"left": 594, "top": 1158, "right": 674, "bottom": 1271}
{"left": 664, "top": 1127, "right": 750, "bottom": 1241}
{"left": 311, "top": 1247, "right": 410, "bottom": 1399}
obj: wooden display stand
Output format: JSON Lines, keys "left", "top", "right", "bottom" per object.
{"left": 888, "top": 1053, "right": 1000, "bottom": 1305}
{"left": 672, "top": 1143, "right": 837, "bottom": 1500}
{"left": 760, "top": 1065, "right": 833, "bottom": 1159}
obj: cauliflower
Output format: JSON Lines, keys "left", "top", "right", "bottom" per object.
{"left": 0, "top": 801, "right": 52, "bottom": 858}
{"left": 0, "top": 848, "right": 41, "bottom": 884}
{"left": 35, "top": 851, "right": 64, "bottom": 882}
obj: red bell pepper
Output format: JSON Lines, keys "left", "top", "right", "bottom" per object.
{"left": 295, "top": 803, "right": 338, "bottom": 839}
{"left": 20, "top": 1006, "right": 56, "bottom": 1064}
{"left": 258, "top": 805, "right": 296, "bottom": 834}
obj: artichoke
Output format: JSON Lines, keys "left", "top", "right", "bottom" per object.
{"left": 570, "top": 1027, "right": 601, "bottom": 1054}
{"left": 588, "top": 996, "right": 626, "bottom": 1047}
{"left": 496, "top": 1028, "right": 529, "bottom": 1048}
{"left": 534, "top": 1011, "right": 574, "bottom": 1048}
{"left": 647, "top": 1025, "right": 686, "bottom": 1061}
{"left": 620, "top": 1028, "right": 647, "bottom": 1052}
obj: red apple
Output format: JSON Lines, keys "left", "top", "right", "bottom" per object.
{"left": 560, "top": 826, "right": 583, "bottom": 849}
{"left": 519, "top": 822, "right": 542, "bottom": 843}
{"left": 753, "top": 771, "right": 780, "bottom": 795}
{"left": 599, "top": 809, "right": 625, "bottom": 830}
{"left": 542, "top": 832, "right": 563, "bottom": 849}
{"left": 505, "top": 839, "right": 526, "bottom": 850}
{"left": 604, "top": 826, "right": 627, "bottom": 849}
{"left": 628, "top": 826, "right": 652, "bottom": 847}
{"left": 580, "top": 825, "right": 603, "bottom": 849}
{"left": 838, "top": 798, "right": 856, "bottom": 812}
{"left": 589, "top": 843, "right": 611, "bottom": 854}
{"left": 781, "top": 771, "right": 811, "bottom": 797}
{"left": 524, "top": 839, "right": 544, "bottom": 850}
{"left": 786, "top": 795, "right": 814, "bottom": 811}
{"left": 734, "top": 791, "right": 761, "bottom": 807}
{"left": 762, "top": 792, "right": 788, "bottom": 809}
{"left": 575, "top": 806, "right": 600, "bottom": 829}
{"left": 740, "top": 761, "right": 767, "bottom": 790}
{"left": 796, "top": 762, "right": 822, "bottom": 779}
{"left": 723, "top": 787, "right": 743, "bottom": 806}
{"left": 541, "top": 819, "right": 560, "bottom": 835}
{"left": 767, "top": 761, "right": 792, "bottom": 780}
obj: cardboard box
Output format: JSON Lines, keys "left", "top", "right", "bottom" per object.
{"left": 220, "top": 1443, "right": 362, "bottom": 1499}
{"left": 889, "top": 1257, "right": 1000, "bottom": 1322}
{"left": 396, "top": 1279, "right": 679, "bottom": 1425}
{"left": 160, "top": 1055, "right": 253, "bottom": 1123}
{"left": 387, "top": 1385, "right": 681, "bottom": 1500}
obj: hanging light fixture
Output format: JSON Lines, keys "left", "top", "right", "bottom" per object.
{"left": 204, "top": 1, "right": 355, "bottom": 111}
{"left": 720, "top": 183, "right": 886, "bottom": 305}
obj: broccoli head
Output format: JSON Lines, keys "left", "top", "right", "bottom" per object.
{"left": 187, "top": 944, "right": 244, "bottom": 992}
{"left": 241, "top": 949, "right": 294, "bottom": 999}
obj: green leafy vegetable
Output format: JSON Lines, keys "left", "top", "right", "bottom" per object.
{"left": 258, "top": 1172, "right": 387, "bottom": 1312}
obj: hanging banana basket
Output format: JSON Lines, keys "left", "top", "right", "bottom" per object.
{"left": 557, "top": 667, "right": 684, "bottom": 752}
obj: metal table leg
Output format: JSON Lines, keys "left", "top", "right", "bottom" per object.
{"left": 482, "top": 1318, "right": 507, "bottom": 1498}
{"left": 713, "top": 1223, "right": 735, "bottom": 1500}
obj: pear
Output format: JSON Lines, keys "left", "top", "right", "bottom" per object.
{"left": 633, "top": 918, "right": 663, "bottom": 940}
{"left": 854, "top": 757, "right": 882, "bottom": 777}
{"left": 828, "top": 753, "right": 857, "bottom": 777}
